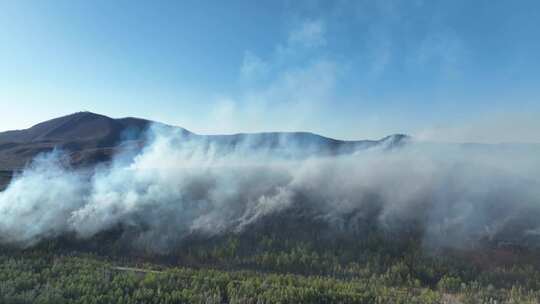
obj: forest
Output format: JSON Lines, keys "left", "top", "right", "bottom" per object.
{"left": 2, "top": 0, "right": 540, "bottom": 302}
{"left": 2, "top": 213, "right": 540, "bottom": 304}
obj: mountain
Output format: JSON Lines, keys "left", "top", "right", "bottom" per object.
{"left": 0, "top": 112, "right": 149, "bottom": 171}
{"left": 0, "top": 112, "right": 409, "bottom": 189}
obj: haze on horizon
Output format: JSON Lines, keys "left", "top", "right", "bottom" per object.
{"left": 1, "top": 0, "right": 539, "bottom": 143}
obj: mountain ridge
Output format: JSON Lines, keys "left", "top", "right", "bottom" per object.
{"left": 0, "top": 111, "right": 405, "bottom": 144}
{"left": 0, "top": 112, "right": 409, "bottom": 189}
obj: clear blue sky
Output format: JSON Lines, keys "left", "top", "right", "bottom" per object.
{"left": 1, "top": 0, "right": 539, "bottom": 142}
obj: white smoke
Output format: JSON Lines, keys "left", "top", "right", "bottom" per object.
{"left": 0, "top": 151, "right": 87, "bottom": 245}
{"left": 0, "top": 124, "right": 539, "bottom": 251}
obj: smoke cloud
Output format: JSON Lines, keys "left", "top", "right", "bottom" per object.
{"left": 0, "top": 124, "right": 539, "bottom": 251}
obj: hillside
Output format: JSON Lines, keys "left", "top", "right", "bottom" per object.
{"left": 1, "top": 113, "right": 540, "bottom": 304}
{"left": 0, "top": 112, "right": 408, "bottom": 189}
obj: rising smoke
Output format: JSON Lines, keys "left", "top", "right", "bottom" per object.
{"left": 0, "top": 124, "right": 539, "bottom": 251}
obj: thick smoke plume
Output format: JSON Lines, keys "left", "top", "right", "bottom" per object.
{"left": 0, "top": 124, "right": 539, "bottom": 251}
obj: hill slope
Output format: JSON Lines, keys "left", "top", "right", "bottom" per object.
{"left": 0, "top": 112, "right": 408, "bottom": 189}
{"left": 0, "top": 112, "right": 153, "bottom": 171}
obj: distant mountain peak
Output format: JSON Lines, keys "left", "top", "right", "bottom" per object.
{"left": 380, "top": 133, "right": 410, "bottom": 141}
{"left": 376, "top": 134, "right": 411, "bottom": 148}
{"left": 0, "top": 112, "right": 410, "bottom": 175}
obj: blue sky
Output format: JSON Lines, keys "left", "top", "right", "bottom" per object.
{"left": 1, "top": 0, "right": 539, "bottom": 142}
